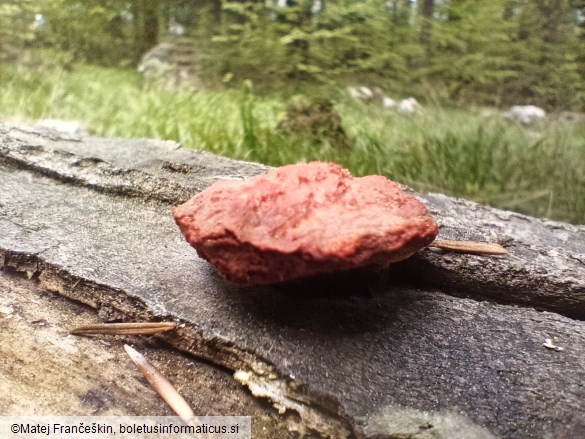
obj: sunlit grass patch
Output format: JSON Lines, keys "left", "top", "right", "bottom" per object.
{"left": 1, "top": 63, "right": 583, "bottom": 224}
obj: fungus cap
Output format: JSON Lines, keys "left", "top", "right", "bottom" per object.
{"left": 173, "top": 162, "right": 438, "bottom": 285}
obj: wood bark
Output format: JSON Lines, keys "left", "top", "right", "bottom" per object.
{"left": 0, "top": 273, "right": 295, "bottom": 438}
{"left": 1, "top": 123, "right": 584, "bottom": 439}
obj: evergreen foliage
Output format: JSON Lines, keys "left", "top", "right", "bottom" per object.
{"left": 205, "top": 0, "right": 585, "bottom": 109}
{"left": 2, "top": 0, "right": 584, "bottom": 109}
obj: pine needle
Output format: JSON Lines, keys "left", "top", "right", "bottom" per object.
{"left": 70, "top": 321, "right": 177, "bottom": 335}
{"left": 431, "top": 239, "right": 508, "bottom": 255}
{"left": 124, "top": 344, "right": 194, "bottom": 424}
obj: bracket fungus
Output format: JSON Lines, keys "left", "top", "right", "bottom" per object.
{"left": 173, "top": 161, "right": 441, "bottom": 286}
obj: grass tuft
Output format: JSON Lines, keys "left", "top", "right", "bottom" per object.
{"left": 1, "top": 63, "right": 583, "bottom": 224}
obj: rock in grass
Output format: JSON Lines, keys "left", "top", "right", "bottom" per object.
{"left": 172, "top": 162, "right": 438, "bottom": 286}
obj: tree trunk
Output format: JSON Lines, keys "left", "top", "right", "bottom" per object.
{"left": 503, "top": 0, "right": 516, "bottom": 19}
{"left": 541, "top": 0, "right": 569, "bottom": 45}
{"left": 133, "top": 0, "right": 160, "bottom": 55}
{"left": 420, "top": 0, "right": 434, "bottom": 56}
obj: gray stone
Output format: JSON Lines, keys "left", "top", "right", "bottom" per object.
{"left": 504, "top": 105, "right": 546, "bottom": 124}
{"left": 137, "top": 37, "right": 205, "bottom": 90}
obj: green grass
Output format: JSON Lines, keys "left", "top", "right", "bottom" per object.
{"left": 1, "top": 63, "right": 584, "bottom": 224}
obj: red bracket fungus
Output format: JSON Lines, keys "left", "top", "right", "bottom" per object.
{"left": 172, "top": 162, "right": 439, "bottom": 286}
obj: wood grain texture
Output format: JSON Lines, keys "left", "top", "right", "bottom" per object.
{"left": 0, "top": 273, "right": 298, "bottom": 438}
{"left": 1, "top": 123, "right": 584, "bottom": 439}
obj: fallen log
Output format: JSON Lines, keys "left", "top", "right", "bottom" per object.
{"left": 1, "top": 123, "right": 584, "bottom": 439}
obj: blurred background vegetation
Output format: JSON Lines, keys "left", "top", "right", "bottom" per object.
{"left": 1, "top": 0, "right": 584, "bottom": 223}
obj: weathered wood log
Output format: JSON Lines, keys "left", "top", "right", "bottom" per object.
{"left": 0, "top": 273, "right": 296, "bottom": 439}
{"left": 1, "top": 123, "right": 584, "bottom": 439}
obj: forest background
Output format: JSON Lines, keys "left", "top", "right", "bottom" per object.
{"left": 1, "top": 0, "right": 584, "bottom": 223}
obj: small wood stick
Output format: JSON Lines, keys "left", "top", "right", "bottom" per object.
{"left": 124, "top": 344, "right": 195, "bottom": 424}
{"left": 431, "top": 239, "right": 508, "bottom": 255}
{"left": 70, "top": 321, "right": 177, "bottom": 335}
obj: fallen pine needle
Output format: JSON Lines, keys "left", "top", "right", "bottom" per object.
{"left": 431, "top": 239, "right": 508, "bottom": 255}
{"left": 124, "top": 344, "right": 195, "bottom": 424}
{"left": 70, "top": 321, "right": 177, "bottom": 335}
